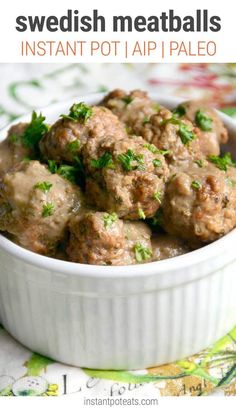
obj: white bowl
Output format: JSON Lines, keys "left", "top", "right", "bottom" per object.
{"left": 0, "top": 93, "right": 235, "bottom": 370}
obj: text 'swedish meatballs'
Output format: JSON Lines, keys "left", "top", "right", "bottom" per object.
{"left": 0, "top": 161, "right": 83, "bottom": 255}
{"left": 40, "top": 103, "right": 126, "bottom": 163}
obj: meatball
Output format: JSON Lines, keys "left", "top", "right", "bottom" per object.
{"left": 0, "top": 161, "right": 83, "bottom": 254}
{"left": 151, "top": 234, "right": 189, "bottom": 261}
{"left": 40, "top": 105, "right": 126, "bottom": 163}
{"left": 0, "top": 123, "right": 30, "bottom": 178}
{"left": 83, "top": 135, "right": 169, "bottom": 219}
{"left": 140, "top": 107, "right": 202, "bottom": 166}
{"left": 67, "top": 212, "right": 152, "bottom": 265}
{"left": 123, "top": 221, "right": 152, "bottom": 264}
{"left": 176, "top": 100, "right": 228, "bottom": 156}
{"left": 67, "top": 211, "right": 125, "bottom": 265}
{"left": 101, "top": 89, "right": 158, "bottom": 135}
{"left": 162, "top": 161, "right": 236, "bottom": 246}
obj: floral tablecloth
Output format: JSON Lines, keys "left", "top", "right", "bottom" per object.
{"left": 0, "top": 63, "right": 235, "bottom": 397}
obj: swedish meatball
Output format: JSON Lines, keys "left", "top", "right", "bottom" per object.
{"left": 83, "top": 135, "right": 169, "bottom": 219}
{"left": 123, "top": 221, "right": 152, "bottom": 264}
{"left": 101, "top": 89, "right": 158, "bottom": 135}
{"left": 0, "top": 123, "right": 30, "bottom": 178}
{"left": 67, "top": 211, "right": 125, "bottom": 265}
{"left": 40, "top": 105, "right": 126, "bottom": 163}
{"left": 140, "top": 107, "right": 202, "bottom": 166}
{"left": 151, "top": 234, "right": 189, "bottom": 261}
{"left": 176, "top": 100, "right": 228, "bottom": 156}
{"left": 162, "top": 161, "right": 236, "bottom": 246}
{"left": 0, "top": 161, "right": 83, "bottom": 254}
{"left": 67, "top": 212, "right": 152, "bottom": 265}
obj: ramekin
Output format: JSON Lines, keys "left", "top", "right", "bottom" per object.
{"left": 0, "top": 93, "right": 235, "bottom": 370}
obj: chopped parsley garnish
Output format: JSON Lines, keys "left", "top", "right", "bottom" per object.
{"left": 21, "top": 111, "right": 48, "bottom": 150}
{"left": 153, "top": 191, "right": 162, "bottom": 203}
{"left": 195, "top": 110, "right": 213, "bottom": 131}
{"left": 66, "top": 140, "right": 80, "bottom": 153}
{"left": 149, "top": 208, "right": 163, "bottom": 227}
{"left": 161, "top": 117, "right": 195, "bottom": 145}
{"left": 61, "top": 102, "right": 92, "bottom": 123}
{"left": 178, "top": 123, "right": 196, "bottom": 145}
{"left": 153, "top": 103, "right": 160, "bottom": 112}
{"left": 191, "top": 180, "right": 202, "bottom": 191}
{"left": 103, "top": 212, "right": 118, "bottom": 229}
{"left": 48, "top": 160, "right": 58, "bottom": 174}
{"left": 225, "top": 178, "right": 236, "bottom": 187}
{"left": 153, "top": 159, "right": 162, "bottom": 168}
{"left": 138, "top": 207, "right": 146, "bottom": 220}
{"left": 172, "top": 104, "right": 186, "bottom": 117}
{"left": 134, "top": 242, "right": 152, "bottom": 263}
{"left": 57, "top": 164, "right": 78, "bottom": 183}
{"left": 9, "top": 134, "right": 20, "bottom": 144}
{"left": 208, "top": 152, "right": 236, "bottom": 171}
{"left": 42, "top": 202, "right": 55, "bottom": 218}
{"left": 122, "top": 96, "right": 133, "bottom": 105}
{"left": 118, "top": 149, "right": 144, "bottom": 171}
{"left": 144, "top": 143, "right": 169, "bottom": 156}
{"left": 194, "top": 159, "right": 204, "bottom": 168}
{"left": 34, "top": 181, "right": 53, "bottom": 193}
{"left": 48, "top": 157, "right": 84, "bottom": 184}
{"left": 91, "top": 152, "right": 114, "bottom": 169}
{"left": 142, "top": 116, "right": 150, "bottom": 125}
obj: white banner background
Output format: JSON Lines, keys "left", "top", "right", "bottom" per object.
{"left": 0, "top": 0, "right": 235, "bottom": 63}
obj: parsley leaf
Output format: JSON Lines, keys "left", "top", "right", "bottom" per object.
{"left": 194, "top": 159, "right": 204, "bottom": 168}
{"left": 153, "top": 159, "right": 162, "bottom": 168}
{"left": 172, "top": 104, "right": 186, "bottom": 117}
{"left": 138, "top": 207, "right": 146, "bottom": 219}
{"left": 57, "top": 164, "right": 78, "bottom": 183}
{"left": 178, "top": 123, "right": 196, "bottom": 145}
{"left": 48, "top": 160, "right": 58, "bottom": 174}
{"left": 42, "top": 202, "right": 55, "bottom": 218}
{"left": 134, "top": 242, "right": 152, "bottom": 263}
{"left": 103, "top": 212, "right": 118, "bottom": 229}
{"left": 208, "top": 152, "right": 236, "bottom": 171}
{"left": 191, "top": 180, "right": 202, "bottom": 191}
{"left": 142, "top": 116, "right": 150, "bottom": 125}
{"left": 122, "top": 96, "right": 133, "bottom": 105}
{"left": 144, "top": 143, "right": 169, "bottom": 156}
{"left": 195, "top": 110, "right": 213, "bottom": 131}
{"left": 61, "top": 102, "right": 92, "bottom": 123}
{"left": 21, "top": 111, "right": 48, "bottom": 150}
{"left": 161, "top": 117, "right": 195, "bottom": 145}
{"left": 148, "top": 208, "right": 163, "bottom": 228}
{"left": 118, "top": 149, "right": 144, "bottom": 171}
{"left": 153, "top": 191, "right": 162, "bottom": 203}
{"left": 66, "top": 140, "right": 80, "bottom": 153}
{"left": 91, "top": 152, "right": 114, "bottom": 169}
{"left": 34, "top": 181, "right": 53, "bottom": 193}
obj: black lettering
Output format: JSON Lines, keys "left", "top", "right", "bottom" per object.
{"left": 113, "top": 16, "right": 132, "bottom": 32}
{"left": 147, "top": 16, "right": 159, "bottom": 32}
{"left": 46, "top": 16, "right": 58, "bottom": 32}
{"left": 183, "top": 16, "right": 195, "bottom": 32}
{"left": 80, "top": 16, "right": 92, "bottom": 32}
{"left": 210, "top": 16, "right": 221, "bottom": 32}
{"left": 28, "top": 16, "right": 45, "bottom": 32}
{"left": 60, "top": 10, "right": 72, "bottom": 32}
{"left": 15, "top": 16, "right": 27, "bottom": 32}
{"left": 93, "top": 9, "right": 105, "bottom": 32}
{"left": 169, "top": 9, "right": 181, "bottom": 32}
{"left": 134, "top": 16, "right": 146, "bottom": 32}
